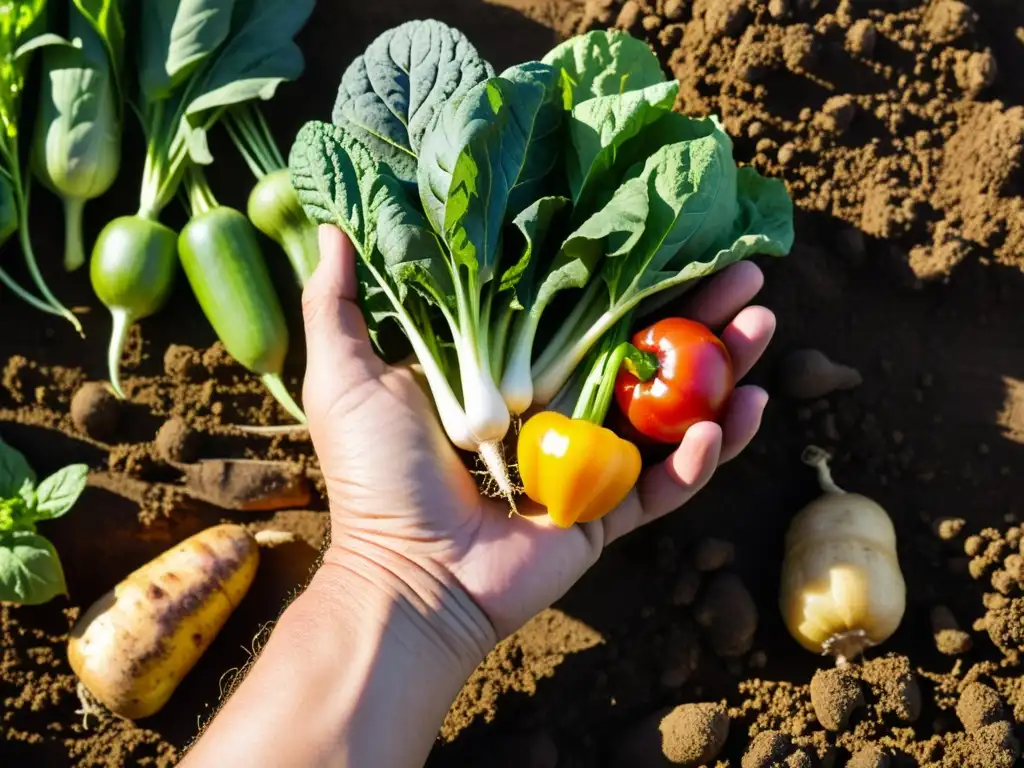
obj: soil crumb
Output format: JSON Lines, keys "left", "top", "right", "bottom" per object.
{"left": 809, "top": 667, "right": 863, "bottom": 732}
{"left": 155, "top": 417, "right": 201, "bottom": 464}
{"left": 70, "top": 382, "right": 122, "bottom": 442}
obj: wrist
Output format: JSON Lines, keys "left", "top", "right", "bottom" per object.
{"left": 316, "top": 535, "right": 497, "bottom": 674}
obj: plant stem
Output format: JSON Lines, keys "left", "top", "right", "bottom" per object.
{"left": 0, "top": 264, "right": 62, "bottom": 316}
{"left": 107, "top": 307, "right": 132, "bottom": 398}
{"left": 63, "top": 197, "right": 87, "bottom": 271}
{"left": 261, "top": 373, "right": 307, "bottom": 425}
{"left": 570, "top": 318, "right": 632, "bottom": 425}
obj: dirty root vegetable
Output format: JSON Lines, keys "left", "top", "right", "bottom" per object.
{"left": 179, "top": 168, "right": 306, "bottom": 425}
{"left": 615, "top": 317, "right": 734, "bottom": 444}
{"left": 519, "top": 327, "right": 642, "bottom": 526}
{"left": 90, "top": 217, "right": 178, "bottom": 397}
{"left": 779, "top": 447, "right": 906, "bottom": 666}
{"left": 67, "top": 524, "right": 259, "bottom": 719}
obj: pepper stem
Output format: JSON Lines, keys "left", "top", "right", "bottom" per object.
{"left": 571, "top": 316, "right": 634, "bottom": 425}
{"left": 622, "top": 345, "right": 659, "bottom": 382}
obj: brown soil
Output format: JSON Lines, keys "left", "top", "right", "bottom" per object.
{"left": 3, "top": 0, "right": 1024, "bottom": 765}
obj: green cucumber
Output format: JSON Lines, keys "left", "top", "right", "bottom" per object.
{"left": 90, "top": 216, "right": 178, "bottom": 397}
{"left": 178, "top": 205, "right": 306, "bottom": 425}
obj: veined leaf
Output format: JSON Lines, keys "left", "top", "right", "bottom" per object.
{"left": 72, "top": 0, "right": 126, "bottom": 98}
{"left": 184, "top": 0, "right": 313, "bottom": 118}
{"left": 636, "top": 167, "right": 794, "bottom": 299}
{"left": 140, "top": 0, "right": 234, "bottom": 102}
{"left": 0, "top": 531, "right": 67, "bottom": 605}
{"left": 542, "top": 28, "right": 666, "bottom": 110}
{"left": 605, "top": 127, "right": 738, "bottom": 300}
{"left": 0, "top": 438, "right": 35, "bottom": 502}
{"left": 418, "top": 61, "right": 555, "bottom": 284}
{"left": 33, "top": 464, "right": 88, "bottom": 520}
{"left": 499, "top": 195, "right": 569, "bottom": 307}
{"left": 501, "top": 63, "right": 563, "bottom": 218}
{"left": 0, "top": 0, "right": 48, "bottom": 138}
{"left": 332, "top": 19, "right": 494, "bottom": 185}
{"left": 567, "top": 79, "right": 678, "bottom": 209}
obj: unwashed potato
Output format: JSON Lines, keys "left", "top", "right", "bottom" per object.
{"left": 67, "top": 524, "right": 259, "bottom": 719}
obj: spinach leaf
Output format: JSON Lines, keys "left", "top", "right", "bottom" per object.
{"left": 0, "top": 531, "right": 67, "bottom": 605}
{"left": 33, "top": 464, "right": 88, "bottom": 520}
{"left": 499, "top": 195, "right": 569, "bottom": 307}
{"left": 332, "top": 19, "right": 494, "bottom": 185}
{"left": 72, "top": 0, "right": 125, "bottom": 99}
{"left": 542, "top": 28, "right": 665, "bottom": 110}
{"left": 417, "top": 61, "right": 555, "bottom": 283}
{"left": 567, "top": 79, "right": 678, "bottom": 210}
{"left": 140, "top": 0, "right": 234, "bottom": 102}
{"left": 605, "top": 127, "right": 738, "bottom": 301}
{"left": 536, "top": 175, "right": 648, "bottom": 315}
{"left": 166, "top": 0, "right": 235, "bottom": 90}
{"left": 290, "top": 119, "right": 380, "bottom": 257}
{"left": 635, "top": 167, "right": 794, "bottom": 300}
{"left": 0, "top": 438, "right": 35, "bottom": 502}
{"left": 185, "top": 0, "right": 313, "bottom": 116}
{"left": 500, "top": 63, "right": 563, "bottom": 218}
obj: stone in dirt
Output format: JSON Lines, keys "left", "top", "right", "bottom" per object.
{"left": 810, "top": 667, "right": 864, "bottom": 731}
{"left": 70, "top": 381, "right": 122, "bottom": 442}
{"left": 693, "top": 572, "right": 758, "bottom": 657}
{"left": 155, "top": 417, "right": 202, "bottom": 465}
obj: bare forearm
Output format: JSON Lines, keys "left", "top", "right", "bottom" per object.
{"left": 181, "top": 542, "right": 495, "bottom": 768}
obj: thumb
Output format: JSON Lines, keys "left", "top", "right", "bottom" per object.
{"left": 301, "top": 225, "right": 383, "bottom": 413}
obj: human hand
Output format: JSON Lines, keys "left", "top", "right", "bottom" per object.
{"left": 303, "top": 224, "right": 775, "bottom": 650}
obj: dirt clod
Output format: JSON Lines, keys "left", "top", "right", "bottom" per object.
{"left": 778, "top": 349, "right": 862, "bottom": 400}
{"left": 810, "top": 667, "right": 864, "bottom": 732}
{"left": 155, "top": 418, "right": 201, "bottom": 465}
{"left": 70, "top": 382, "right": 122, "bottom": 442}
{"left": 659, "top": 702, "right": 729, "bottom": 765}
{"left": 845, "top": 18, "right": 876, "bottom": 57}
{"left": 930, "top": 605, "right": 972, "bottom": 655}
{"left": 692, "top": 538, "right": 735, "bottom": 571}
{"left": 162, "top": 344, "right": 204, "bottom": 382}
{"left": 742, "top": 730, "right": 791, "bottom": 768}
{"left": 859, "top": 655, "right": 922, "bottom": 723}
{"left": 956, "top": 682, "right": 1006, "bottom": 733}
{"left": 847, "top": 745, "right": 890, "bottom": 768}
{"left": 693, "top": 572, "right": 758, "bottom": 657}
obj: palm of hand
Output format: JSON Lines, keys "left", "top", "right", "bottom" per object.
{"left": 303, "top": 227, "right": 775, "bottom": 639}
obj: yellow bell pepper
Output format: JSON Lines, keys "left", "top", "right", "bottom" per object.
{"left": 518, "top": 411, "right": 642, "bottom": 528}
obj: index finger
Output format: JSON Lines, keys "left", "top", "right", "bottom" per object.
{"left": 682, "top": 261, "right": 765, "bottom": 329}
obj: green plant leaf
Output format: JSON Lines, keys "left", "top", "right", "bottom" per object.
{"left": 139, "top": 0, "right": 234, "bottom": 102}
{"left": 32, "top": 29, "right": 121, "bottom": 201}
{"left": 184, "top": 0, "right": 314, "bottom": 121}
{"left": 536, "top": 175, "right": 648, "bottom": 314}
{"left": 0, "top": 0, "right": 48, "bottom": 139}
{"left": 33, "top": 464, "right": 88, "bottom": 520}
{"left": 72, "top": 0, "right": 126, "bottom": 95}
{"left": 635, "top": 167, "right": 794, "bottom": 303}
{"left": 567, "top": 80, "right": 678, "bottom": 209}
{"left": 0, "top": 531, "right": 67, "bottom": 605}
{"left": 332, "top": 19, "right": 494, "bottom": 185}
{"left": 0, "top": 438, "right": 35, "bottom": 501}
{"left": 499, "top": 195, "right": 569, "bottom": 306}
{"left": 604, "top": 126, "right": 738, "bottom": 301}
{"left": 290, "top": 119, "right": 381, "bottom": 257}
{"left": 542, "top": 28, "right": 665, "bottom": 110}
{"left": 418, "top": 61, "right": 555, "bottom": 284}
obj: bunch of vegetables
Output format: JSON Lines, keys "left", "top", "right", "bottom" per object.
{"left": 85, "top": 0, "right": 316, "bottom": 424}
{"left": 290, "top": 20, "right": 794, "bottom": 522}
{"left": 0, "top": 436, "right": 88, "bottom": 605}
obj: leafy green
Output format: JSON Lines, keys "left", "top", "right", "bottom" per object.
{"left": 542, "top": 28, "right": 666, "bottom": 110}
{"left": 0, "top": 438, "right": 88, "bottom": 605}
{"left": 0, "top": 531, "right": 67, "bottom": 605}
{"left": 32, "top": 2, "right": 123, "bottom": 271}
{"left": 332, "top": 19, "right": 494, "bottom": 184}
{"left": 33, "top": 464, "right": 89, "bottom": 520}
{"left": 290, "top": 20, "right": 795, "bottom": 474}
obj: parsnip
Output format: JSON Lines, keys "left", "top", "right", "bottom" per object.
{"left": 67, "top": 524, "right": 259, "bottom": 719}
{"left": 779, "top": 447, "right": 906, "bottom": 666}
